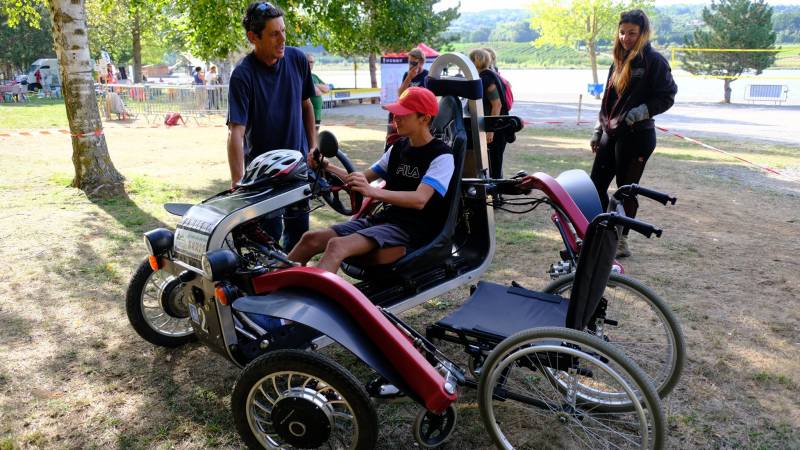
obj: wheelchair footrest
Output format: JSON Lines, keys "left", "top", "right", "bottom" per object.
{"left": 433, "top": 281, "right": 568, "bottom": 344}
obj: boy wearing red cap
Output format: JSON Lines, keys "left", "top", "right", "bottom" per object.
{"left": 287, "top": 87, "right": 454, "bottom": 273}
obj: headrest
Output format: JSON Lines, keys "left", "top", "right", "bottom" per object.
{"left": 426, "top": 78, "right": 483, "bottom": 100}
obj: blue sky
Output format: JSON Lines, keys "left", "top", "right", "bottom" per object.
{"left": 436, "top": 0, "right": 800, "bottom": 12}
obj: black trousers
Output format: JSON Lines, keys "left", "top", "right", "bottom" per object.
{"left": 590, "top": 128, "right": 657, "bottom": 228}
{"left": 488, "top": 132, "right": 508, "bottom": 179}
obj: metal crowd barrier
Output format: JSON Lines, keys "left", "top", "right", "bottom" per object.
{"left": 98, "top": 83, "right": 229, "bottom": 123}
{"left": 96, "top": 84, "right": 381, "bottom": 122}
{"left": 323, "top": 88, "right": 381, "bottom": 109}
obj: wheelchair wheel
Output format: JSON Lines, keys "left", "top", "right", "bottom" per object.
{"left": 478, "top": 327, "right": 665, "bottom": 450}
{"left": 544, "top": 272, "right": 685, "bottom": 402}
{"left": 231, "top": 349, "right": 378, "bottom": 450}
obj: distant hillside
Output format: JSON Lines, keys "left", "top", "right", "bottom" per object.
{"left": 446, "top": 4, "right": 800, "bottom": 45}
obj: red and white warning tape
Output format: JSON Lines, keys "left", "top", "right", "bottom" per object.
{"left": 0, "top": 128, "right": 104, "bottom": 139}
{"left": 655, "top": 125, "right": 792, "bottom": 179}
{"left": 1, "top": 121, "right": 796, "bottom": 182}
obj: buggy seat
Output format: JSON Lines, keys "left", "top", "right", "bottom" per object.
{"left": 341, "top": 94, "right": 468, "bottom": 279}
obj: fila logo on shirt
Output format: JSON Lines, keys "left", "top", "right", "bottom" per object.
{"left": 396, "top": 164, "right": 420, "bottom": 178}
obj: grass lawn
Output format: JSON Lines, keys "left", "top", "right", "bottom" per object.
{"left": 0, "top": 96, "right": 69, "bottom": 129}
{"left": 0, "top": 123, "right": 798, "bottom": 448}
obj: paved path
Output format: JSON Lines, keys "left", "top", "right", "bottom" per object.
{"left": 324, "top": 100, "right": 800, "bottom": 146}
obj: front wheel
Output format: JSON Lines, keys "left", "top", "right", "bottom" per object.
{"left": 478, "top": 327, "right": 665, "bottom": 449}
{"left": 544, "top": 273, "right": 685, "bottom": 403}
{"left": 125, "top": 258, "right": 196, "bottom": 347}
{"left": 232, "top": 349, "right": 378, "bottom": 450}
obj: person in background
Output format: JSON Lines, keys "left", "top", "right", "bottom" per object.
{"left": 387, "top": 47, "right": 428, "bottom": 148}
{"left": 192, "top": 66, "right": 205, "bottom": 85}
{"left": 469, "top": 48, "right": 509, "bottom": 180}
{"left": 483, "top": 46, "right": 499, "bottom": 72}
{"left": 207, "top": 66, "right": 220, "bottom": 110}
{"left": 106, "top": 64, "right": 115, "bottom": 84}
{"left": 589, "top": 9, "right": 677, "bottom": 258}
{"left": 306, "top": 53, "right": 330, "bottom": 131}
{"left": 207, "top": 66, "right": 219, "bottom": 84}
{"left": 397, "top": 47, "right": 428, "bottom": 96}
{"left": 227, "top": 1, "right": 317, "bottom": 252}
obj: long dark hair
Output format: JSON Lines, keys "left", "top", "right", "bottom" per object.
{"left": 610, "top": 9, "right": 651, "bottom": 94}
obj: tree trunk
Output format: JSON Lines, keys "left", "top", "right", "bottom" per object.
{"left": 132, "top": 10, "right": 142, "bottom": 83}
{"left": 353, "top": 59, "right": 358, "bottom": 89}
{"left": 47, "top": 0, "right": 125, "bottom": 197}
{"left": 723, "top": 78, "right": 732, "bottom": 103}
{"left": 588, "top": 40, "right": 600, "bottom": 99}
{"left": 368, "top": 53, "right": 378, "bottom": 88}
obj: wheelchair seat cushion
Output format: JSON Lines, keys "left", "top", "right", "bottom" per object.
{"left": 435, "top": 281, "right": 568, "bottom": 341}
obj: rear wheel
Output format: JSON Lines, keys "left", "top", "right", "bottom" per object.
{"left": 544, "top": 273, "right": 685, "bottom": 403}
{"left": 125, "top": 259, "right": 195, "bottom": 347}
{"left": 478, "top": 327, "right": 665, "bottom": 449}
{"left": 232, "top": 349, "right": 378, "bottom": 450}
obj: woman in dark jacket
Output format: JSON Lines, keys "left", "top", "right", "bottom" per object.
{"left": 590, "top": 9, "right": 677, "bottom": 257}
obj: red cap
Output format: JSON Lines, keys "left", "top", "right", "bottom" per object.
{"left": 383, "top": 87, "right": 439, "bottom": 117}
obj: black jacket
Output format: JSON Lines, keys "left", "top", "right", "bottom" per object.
{"left": 599, "top": 43, "right": 677, "bottom": 136}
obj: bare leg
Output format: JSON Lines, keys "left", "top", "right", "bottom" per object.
{"left": 286, "top": 228, "right": 339, "bottom": 265}
{"left": 316, "top": 234, "right": 378, "bottom": 273}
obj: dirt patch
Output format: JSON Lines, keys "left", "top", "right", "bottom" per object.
{"left": 0, "top": 124, "right": 798, "bottom": 448}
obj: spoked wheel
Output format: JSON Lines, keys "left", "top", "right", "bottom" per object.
{"left": 232, "top": 349, "right": 378, "bottom": 450}
{"left": 478, "top": 327, "right": 665, "bottom": 450}
{"left": 545, "top": 273, "right": 686, "bottom": 405}
{"left": 126, "top": 258, "right": 195, "bottom": 347}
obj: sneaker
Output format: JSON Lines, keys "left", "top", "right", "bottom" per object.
{"left": 616, "top": 235, "right": 632, "bottom": 258}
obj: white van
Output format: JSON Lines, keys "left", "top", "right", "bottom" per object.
{"left": 26, "top": 58, "right": 60, "bottom": 90}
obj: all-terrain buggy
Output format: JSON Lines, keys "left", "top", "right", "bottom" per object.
{"left": 126, "top": 53, "right": 682, "bottom": 449}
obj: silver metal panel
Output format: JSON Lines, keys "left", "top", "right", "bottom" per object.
{"left": 207, "top": 185, "right": 310, "bottom": 250}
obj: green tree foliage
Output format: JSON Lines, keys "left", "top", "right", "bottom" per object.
{"left": 85, "top": 0, "right": 171, "bottom": 82}
{"left": 490, "top": 20, "right": 539, "bottom": 43}
{"left": 303, "top": 0, "right": 458, "bottom": 87}
{"left": 530, "top": 0, "right": 653, "bottom": 94}
{"left": 164, "top": 0, "right": 314, "bottom": 61}
{"left": 0, "top": 7, "right": 54, "bottom": 76}
{"left": 773, "top": 10, "right": 800, "bottom": 43}
{"left": 681, "top": 0, "right": 776, "bottom": 103}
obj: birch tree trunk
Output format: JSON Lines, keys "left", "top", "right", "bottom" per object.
{"left": 46, "top": 0, "right": 125, "bottom": 197}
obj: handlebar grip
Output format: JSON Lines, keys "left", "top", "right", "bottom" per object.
{"left": 609, "top": 215, "right": 662, "bottom": 238}
{"left": 636, "top": 185, "right": 677, "bottom": 206}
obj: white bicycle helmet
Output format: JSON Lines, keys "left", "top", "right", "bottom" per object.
{"left": 239, "top": 150, "right": 308, "bottom": 189}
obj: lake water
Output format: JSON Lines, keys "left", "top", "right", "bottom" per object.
{"left": 316, "top": 67, "right": 800, "bottom": 105}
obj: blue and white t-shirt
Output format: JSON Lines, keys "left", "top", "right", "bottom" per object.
{"left": 369, "top": 137, "right": 454, "bottom": 246}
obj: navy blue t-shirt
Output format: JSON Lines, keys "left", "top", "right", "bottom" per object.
{"left": 227, "top": 47, "right": 315, "bottom": 162}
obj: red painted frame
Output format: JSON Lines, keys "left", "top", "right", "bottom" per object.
{"left": 250, "top": 267, "right": 457, "bottom": 414}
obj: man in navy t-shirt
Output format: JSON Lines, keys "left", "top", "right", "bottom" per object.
{"left": 227, "top": 2, "right": 317, "bottom": 251}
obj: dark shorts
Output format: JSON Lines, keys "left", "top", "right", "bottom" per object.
{"left": 330, "top": 218, "right": 411, "bottom": 248}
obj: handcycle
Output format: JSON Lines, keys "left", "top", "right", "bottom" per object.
{"left": 126, "top": 53, "right": 675, "bottom": 448}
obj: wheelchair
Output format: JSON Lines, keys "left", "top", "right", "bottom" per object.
{"left": 127, "top": 53, "right": 676, "bottom": 449}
